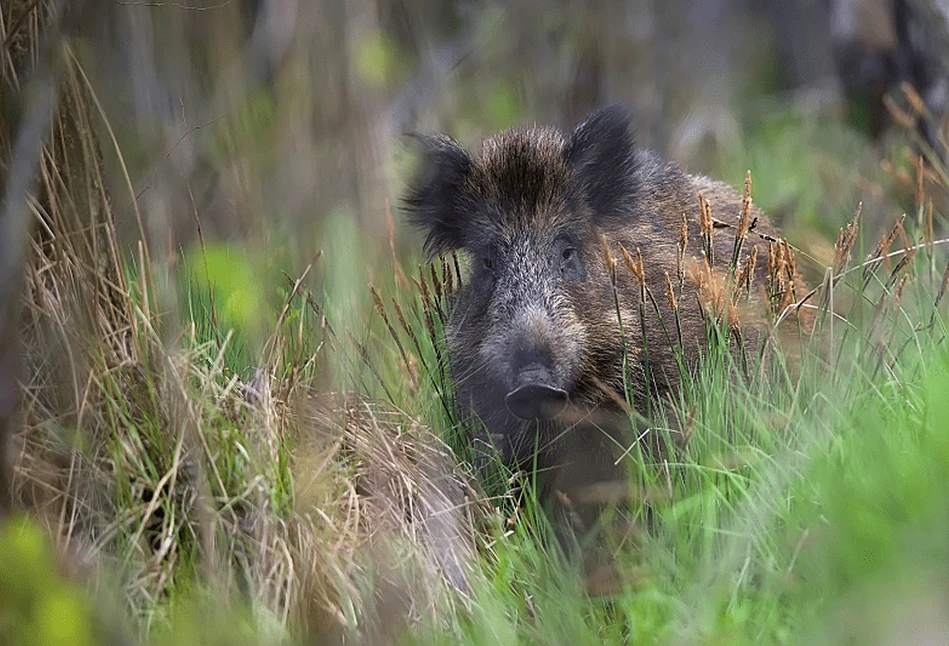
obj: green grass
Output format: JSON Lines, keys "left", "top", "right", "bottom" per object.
{"left": 12, "top": 126, "right": 949, "bottom": 643}
{"left": 397, "top": 251, "right": 949, "bottom": 645}
{"left": 7, "top": 5, "right": 949, "bottom": 640}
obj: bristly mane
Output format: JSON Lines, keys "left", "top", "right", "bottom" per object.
{"left": 471, "top": 126, "right": 573, "bottom": 226}
{"left": 403, "top": 105, "right": 642, "bottom": 256}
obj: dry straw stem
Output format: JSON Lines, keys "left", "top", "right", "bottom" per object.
{"left": 835, "top": 235, "right": 949, "bottom": 283}
{"left": 21, "top": 206, "right": 307, "bottom": 629}
{"left": 935, "top": 259, "right": 949, "bottom": 309}
{"left": 882, "top": 86, "right": 949, "bottom": 189}
{"left": 698, "top": 192, "right": 714, "bottom": 266}
{"left": 727, "top": 299, "right": 742, "bottom": 332}
{"left": 688, "top": 256, "right": 729, "bottom": 324}
{"left": 430, "top": 263, "right": 445, "bottom": 319}
{"left": 348, "top": 327, "right": 397, "bottom": 404}
{"left": 781, "top": 240, "right": 799, "bottom": 303}
{"left": 602, "top": 235, "right": 636, "bottom": 399}
{"left": 833, "top": 202, "right": 862, "bottom": 279}
{"left": 619, "top": 243, "right": 678, "bottom": 356}
{"left": 300, "top": 397, "right": 481, "bottom": 598}
{"left": 412, "top": 266, "right": 444, "bottom": 366}
{"left": 773, "top": 214, "right": 949, "bottom": 335}
{"left": 441, "top": 254, "right": 454, "bottom": 296}
{"left": 746, "top": 246, "right": 759, "bottom": 293}
{"left": 25, "top": 209, "right": 481, "bottom": 638}
{"left": 619, "top": 244, "right": 645, "bottom": 286}
{"left": 777, "top": 229, "right": 949, "bottom": 340}
{"left": 370, "top": 282, "right": 411, "bottom": 374}
{"left": 620, "top": 242, "right": 653, "bottom": 364}
{"left": 676, "top": 213, "right": 689, "bottom": 301}
{"left": 664, "top": 272, "right": 677, "bottom": 313}
{"left": 863, "top": 215, "right": 906, "bottom": 289}
{"left": 450, "top": 251, "right": 463, "bottom": 291}
{"left": 767, "top": 241, "right": 788, "bottom": 315}
{"left": 413, "top": 267, "right": 435, "bottom": 326}
{"left": 391, "top": 296, "right": 428, "bottom": 375}
{"left": 886, "top": 244, "right": 917, "bottom": 291}
{"left": 893, "top": 273, "right": 910, "bottom": 308}
{"left": 264, "top": 252, "right": 320, "bottom": 366}
{"left": 430, "top": 263, "right": 443, "bottom": 301}
{"left": 371, "top": 286, "right": 421, "bottom": 398}
{"left": 662, "top": 270, "right": 687, "bottom": 355}
{"left": 734, "top": 246, "right": 758, "bottom": 301}
{"left": 730, "top": 171, "right": 752, "bottom": 273}
{"left": 396, "top": 265, "right": 455, "bottom": 420}
{"left": 601, "top": 233, "right": 618, "bottom": 276}
{"left": 679, "top": 214, "right": 689, "bottom": 254}
{"left": 883, "top": 93, "right": 916, "bottom": 130}
{"left": 902, "top": 81, "right": 932, "bottom": 120}
{"left": 1, "top": 0, "right": 74, "bottom": 520}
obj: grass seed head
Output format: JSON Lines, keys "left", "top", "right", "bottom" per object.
{"left": 737, "top": 170, "right": 752, "bottom": 241}
{"left": 620, "top": 244, "right": 645, "bottom": 285}
{"left": 935, "top": 258, "right": 949, "bottom": 308}
{"left": 664, "top": 271, "right": 677, "bottom": 312}
{"left": 834, "top": 202, "right": 862, "bottom": 276}
{"left": 901, "top": 82, "right": 931, "bottom": 119}
{"left": 601, "top": 233, "right": 617, "bottom": 275}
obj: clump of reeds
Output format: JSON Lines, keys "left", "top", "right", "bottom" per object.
{"left": 367, "top": 250, "right": 462, "bottom": 426}
{"left": 689, "top": 175, "right": 764, "bottom": 341}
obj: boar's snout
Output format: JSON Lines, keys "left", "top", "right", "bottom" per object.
{"left": 505, "top": 382, "right": 568, "bottom": 420}
{"left": 504, "top": 348, "right": 569, "bottom": 420}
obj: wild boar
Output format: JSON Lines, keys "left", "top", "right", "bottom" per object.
{"left": 405, "top": 105, "right": 810, "bottom": 521}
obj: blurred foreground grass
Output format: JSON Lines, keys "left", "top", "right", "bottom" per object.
{"left": 5, "top": 2, "right": 949, "bottom": 644}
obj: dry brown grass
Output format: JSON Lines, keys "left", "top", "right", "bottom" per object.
{"left": 14, "top": 129, "right": 483, "bottom": 640}
{"left": 3, "top": 3, "right": 487, "bottom": 642}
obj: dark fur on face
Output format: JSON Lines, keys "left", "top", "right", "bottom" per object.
{"left": 407, "top": 107, "right": 639, "bottom": 255}
{"left": 406, "top": 107, "right": 642, "bottom": 465}
{"left": 405, "top": 105, "right": 809, "bottom": 497}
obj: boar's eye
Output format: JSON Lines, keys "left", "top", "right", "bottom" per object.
{"left": 482, "top": 257, "right": 494, "bottom": 271}
{"left": 559, "top": 245, "right": 583, "bottom": 280}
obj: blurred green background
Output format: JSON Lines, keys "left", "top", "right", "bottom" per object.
{"left": 76, "top": 0, "right": 937, "bottom": 273}
{"left": 5, "top": 1, "right": 949, "bottom": 644}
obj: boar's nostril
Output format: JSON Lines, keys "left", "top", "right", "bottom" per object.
{"left": 505, "top": 383, "right": 569, "bottom": 420}
{"left": 506, "top": 352, "right": 568, "bottom": 419}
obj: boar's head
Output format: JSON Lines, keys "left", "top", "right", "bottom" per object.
{"left": 405, "top": 106, "right": 640, "bottom": 466}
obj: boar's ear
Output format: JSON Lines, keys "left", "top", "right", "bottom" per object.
{"left": 403, "top": 134, "right": 474, "bottom": 257}
{"left": 562, "top": 105, "right": 639, "bottom": 223}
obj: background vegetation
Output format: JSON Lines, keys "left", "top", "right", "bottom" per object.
{"left": 2, "top": 0, "right": 949, "bottom": 644}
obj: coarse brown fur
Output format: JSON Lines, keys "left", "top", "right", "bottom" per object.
{"left": 404, "top": 106, "right": 812, "bottom": 538}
